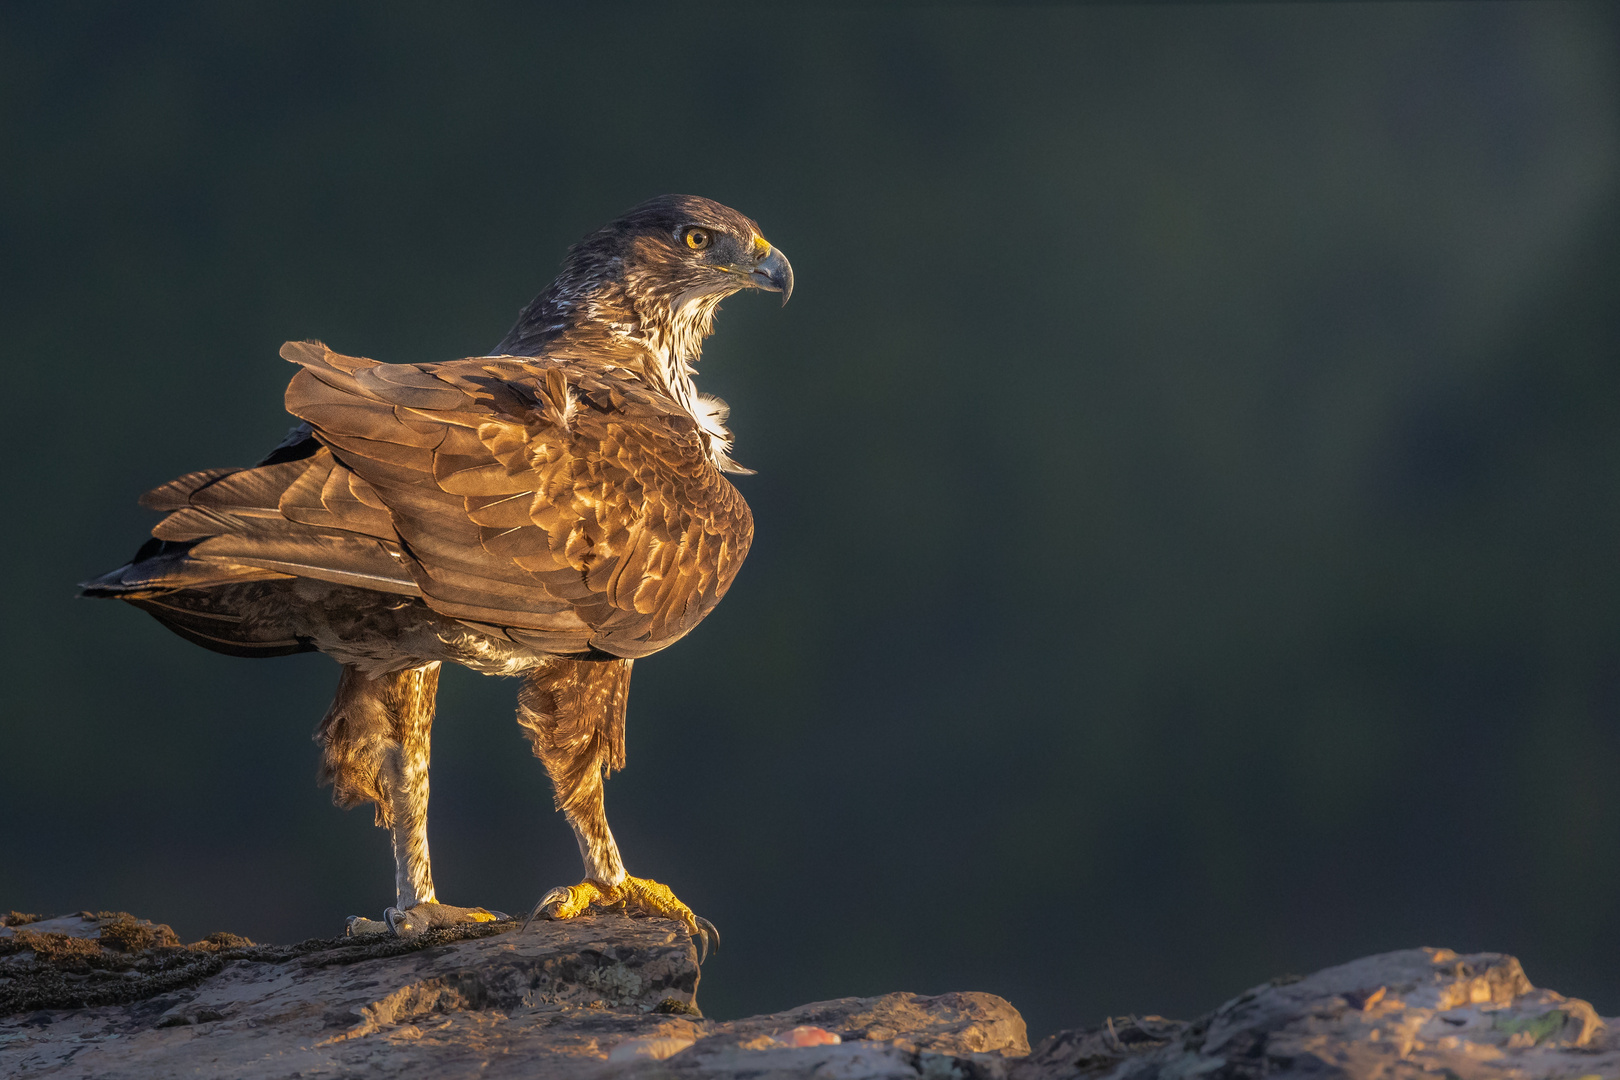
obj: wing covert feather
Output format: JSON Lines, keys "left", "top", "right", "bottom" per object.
{"left": 280, "top": 341, "right": 753, "bottom": 657}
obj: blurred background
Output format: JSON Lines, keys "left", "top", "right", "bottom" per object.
{"left": 3, "top": 1, "right": 1619, "bottom": 1041}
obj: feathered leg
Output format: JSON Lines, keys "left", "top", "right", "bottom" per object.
{"left": 517, "top": 658, "right": 718, "bottom": 961}
{"left": 316, "top": 662, "right": 504, "bottom": 936}
{"left": 516, "top": 657, "right": 629, "bottom": 886}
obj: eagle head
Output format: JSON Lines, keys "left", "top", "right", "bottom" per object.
{"left": 600, "top": 194, "right": 793, "bottom": 309}
{"left": 497, "top": 195, "right": 792, "bottom": 364}
{"left": 493, "top": 195, "right": 791, "bottom": 474}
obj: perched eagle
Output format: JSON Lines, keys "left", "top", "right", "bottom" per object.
{"left": 83, "top": 195, "right": 791, "bottom": 955}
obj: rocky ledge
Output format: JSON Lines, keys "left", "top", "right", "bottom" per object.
{"left": 1, "top": 910, "right": 1615, "bottom": 1079}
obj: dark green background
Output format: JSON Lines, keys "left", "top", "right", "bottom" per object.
{"left": 4, "top": 2, "right": 1619, "bottom": 1041}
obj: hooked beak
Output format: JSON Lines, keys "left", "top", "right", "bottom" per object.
{"left": 750, "top": 245, "right": 794, "bottom": 305}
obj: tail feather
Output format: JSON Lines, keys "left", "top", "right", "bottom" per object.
{"left": 84, "top": 402, "right": 416, "bottom": 660}
{"left": 82, "top": 536, "right": 313, "bottom": 658}
{"left": 124, "top": 595, "right": 313, "bottom": 658}
{"left": 80, "top": 538, "right": 290, "bottom": 598}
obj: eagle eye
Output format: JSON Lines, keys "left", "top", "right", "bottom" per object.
{"left": 682, "top": 227, "right": 713, "bottom": 252}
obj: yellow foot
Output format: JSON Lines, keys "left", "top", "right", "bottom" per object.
{"left": 523, "top": 877, "right": 720, "bottom": 962}
{"left": 345, "top": 902, "right": 507, "bottom": 939}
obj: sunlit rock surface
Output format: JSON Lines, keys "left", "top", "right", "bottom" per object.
{"left": 1019, "top": 948, "right": 1618, "bottom": 1080}
{"left": 1, "top": 911, "right": 1613, "bottom": 1078}
{"left": 0, "top": 910, "right": 1023, "bottom": 1078}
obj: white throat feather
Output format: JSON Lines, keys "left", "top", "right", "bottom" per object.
{"left": 634, "top": 288, "right": 751, "bottom": 475}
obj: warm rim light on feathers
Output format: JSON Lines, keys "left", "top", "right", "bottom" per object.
{"left": 80, "top": 195, "right": 792, "bottom": 956}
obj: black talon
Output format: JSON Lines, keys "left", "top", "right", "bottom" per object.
{"left": 694, "top": 916, "right": 720, "bottom": 963}
{"left": 521, "top": 886, "right": 572, "bottom": 933}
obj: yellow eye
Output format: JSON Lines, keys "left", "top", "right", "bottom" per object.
{"left": 684, "top": 227, "right": 712, "bottom": 251}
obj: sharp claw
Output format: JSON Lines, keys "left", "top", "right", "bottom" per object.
{"left": 694, "top": 916, "right": 720, "bottom": 963}
{"left": 696, "top": 916, "right": 720, "bottom": 954}
{"left": 383, "top": 907, "right": 406, "bottom": 938}
{"left": 520, "top": 886, "right": 574, "bottom": 933}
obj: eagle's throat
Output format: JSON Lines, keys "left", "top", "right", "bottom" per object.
{"left": 493, "top": 268, "right": 740, "bottom": 471}
{"left": 635, "top": 289, "right": 739, "bottom": 472}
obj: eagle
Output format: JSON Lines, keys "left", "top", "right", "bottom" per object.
{"left": 82, "top": 195, "right": 792, "bottom": 956}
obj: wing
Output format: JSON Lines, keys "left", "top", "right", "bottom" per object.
{"left": 131, "top": 447, "right": 419, "bottom": 596}
{"left": 280, "top": 340, "right": 753, "bottom": 659}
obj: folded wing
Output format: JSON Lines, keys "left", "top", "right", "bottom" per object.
{"left": 279, "top": 340, "right": 753, "bottom": 659}
{"left": 136, "top": 446, "right": 418, "bottom": 596}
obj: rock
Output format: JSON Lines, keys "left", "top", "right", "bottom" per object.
{"left": 1020, "top": 947, "right": 1618, "bottom": 1079}
{"left": 0, "top": 910, "right": 1023, "bottom": 1079}
{"left": 701, "top": 990, "right": 1028, "bottom": 1058}
{"left": 0, "top": 911, "right": 186, "bottom": 953}
{"left": 2, "top": 916, "right": 1612, "bottom": 1079}
{"left": 770, "top": 1025, "right": 843, "bottom": 1047}
{"left": 609, "top": 1033, "right": 701, "bottom": 1062}
{"left": 666, "top": 993, "right": 1029, "bottom": 1079}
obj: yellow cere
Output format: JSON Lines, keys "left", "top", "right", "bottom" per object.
{"left": 752, "top": 235, "right": 771, "bottom": 257}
